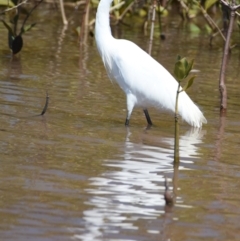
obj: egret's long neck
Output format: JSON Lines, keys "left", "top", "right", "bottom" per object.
{"left": 95, "top": 0, "right": 114, "bottom": 55}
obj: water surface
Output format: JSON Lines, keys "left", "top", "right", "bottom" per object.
{"left": 0, "top": 6, "right": 240, "bottom": 241}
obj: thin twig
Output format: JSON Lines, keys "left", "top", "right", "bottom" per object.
{"left": 220, "top": 0, "right": 240, "bottom": 10}
{"left": 0, "top": 0, "right": 28, "bottom": 15}
{"left": 148, "top": 0, "right": 156, "bottom": 55}
{"left": 219, "top": 0, "right": 235, "bottom": 111}
{"left": 178, "top": 0, "right": 190, "bottom": 15}
{"left": 59, "top": 0, "right": 68, "bottom": 25}
{"left": 110, "top": 1, "right": 125, "bottom": 12}
{"left": 198, "top": 4, "right": 226, "bottom": 42}
{"left": 118, "top": 0, "right": 134, "bottom": 20}
{"left": 20, "top": 0, "right": 44, "bottom": 34}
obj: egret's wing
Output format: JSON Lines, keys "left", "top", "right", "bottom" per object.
{"left": 113, "top": 39, "right": 178, "bottom": 110}
{"left": 112, "top": 39, "right": 206, "bottom": 127}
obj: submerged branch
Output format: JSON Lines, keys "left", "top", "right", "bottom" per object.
{"left": 219, "top": 0, "right": 236, "bottom": 111}
{"left": 40, "top": 91, "right": 49, "bottom": 116}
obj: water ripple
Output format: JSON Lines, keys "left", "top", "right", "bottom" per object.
{"left": 72, "top": 128, "right": 205, "bottom": 240}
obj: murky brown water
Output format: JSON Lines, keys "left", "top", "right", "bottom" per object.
{"left": 1, "top": 6, "right": 240, "bottom": 241}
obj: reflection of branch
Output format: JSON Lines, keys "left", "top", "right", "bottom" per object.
{"left": 214, "top": 113, "right": 226, "bottom": 162}
{"left": 164, "top": 177, "right": 174, "bottom": 206}
{"left": 172, "top": 162, "right": 179, "bottom": 204}
{"left": 0, "top": 0, "right": 28, "bottom": 15}
{"left": 56, "top": 24, "right": 68, "bottom": 57}
{"left": 79, "top": 0, "right": 90, "bottom": 44}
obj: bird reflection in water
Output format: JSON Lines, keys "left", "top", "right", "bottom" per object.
{"left": 71, "top": 127, "right": 205, "bottom": 240}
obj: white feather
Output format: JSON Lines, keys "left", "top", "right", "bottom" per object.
{"left": 95, "top": 0, "right": 207, "bottom": 128}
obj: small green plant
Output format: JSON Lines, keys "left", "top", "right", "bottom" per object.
{"left": 1, "top": 0, "right": 42, "bottom": 55}
{"left": 173, "top": 56, "right": 196, "bottom": 163}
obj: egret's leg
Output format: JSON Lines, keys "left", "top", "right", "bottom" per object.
{"left": 125, "top": 107, "right": 133, "bottom": 126}
{"left": 143, "top": 109, "right": 153, "bottom": 126}
{"left": 125, "top": 94, "right": 136, "bottom": 126}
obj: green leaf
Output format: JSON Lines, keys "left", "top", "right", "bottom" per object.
{"left": 175, "top": 57, "right": 191, "bottom": 80}
{"left": 204, "top": 0, "right": 218, "bottom": 10}
{"left": 156, "top": 6, "right": 168, "bottom": 17}
{"left": 174, "top": 59, "right": 186, "bottom": 81}
{"left": 138, "top": 9, "right": 147, "bottom": 17}
{"left": 0, "top": 0, "right": 15, "bottom": 7}
{"left": 205, "top": 24, "right": 212, "bottom": 34}
{"left": 189, "top": 23, "right": 201, "bottom": 34}
{"left": 176, "top": 55, "right": 181, "bottom": 61}
{"left": 76, "top": 26, "right": 81, "bottom": 36}
{"left": 21, "top": 23, "right": 36, "bottom": 34}
{"left": 185, "top": 59, "right": 194, "bottom": 77}
{"left": 11, "top": 0, "right": 18, "bottom": 5}
{"left": 183, "top": 58, "right": 188, "bottom": 71}
{"left": 181, "top": 76, "right": 196, "bottom": 92}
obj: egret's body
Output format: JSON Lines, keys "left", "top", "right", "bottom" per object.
{"left": 95, "top": 0, "right": 207, "bottom": 128}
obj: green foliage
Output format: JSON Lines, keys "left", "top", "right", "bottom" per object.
{"left": 189, "top": 23, "right": 201, "bottom": 34}
{"left": 20, "top": 23, "right": 36, "bottom": 35}
{"left": 174, "top": 56, "right": 194, "bottom": 82}
{"left": 0, "top": 0, "right": 15, "bottom": 7}
{"left": 156, "top": 5, "right": 168, "bottom": 17}
{"left": 204, "top": 0, "right": 218, "bottom": 10}
{"left": 76, "top": 26, "right": 81, "bottom": 36}
{"left": 138, "top": 9, "right": 147, "bottom": 17}
{"left": 181, "top": 75, "right": 195, "bottom": 92}
{"left": 174, "top": 56, "right": 196, "bottom": 93}
{"left": 1, "top": 2, "right": 38, "bottom": 55}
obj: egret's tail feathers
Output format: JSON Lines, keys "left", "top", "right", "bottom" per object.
{"left": 178, "top": 93, "right": 207, "bottom": 128}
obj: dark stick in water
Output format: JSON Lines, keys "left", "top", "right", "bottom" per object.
{"left": 40, "top": 91, "right": 49, "bottom": 116}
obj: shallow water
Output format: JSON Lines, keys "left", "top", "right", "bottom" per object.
{"left": 1, "top": 6, "right": 240, "bottom": 241}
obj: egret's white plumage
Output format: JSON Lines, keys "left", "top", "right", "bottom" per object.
{"left": 95, "top": 0, "right": 207, "bottom": 128}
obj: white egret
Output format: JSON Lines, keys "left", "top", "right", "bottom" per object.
{"left": 95, "top": 0, "right": 207, "bottom": 128}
